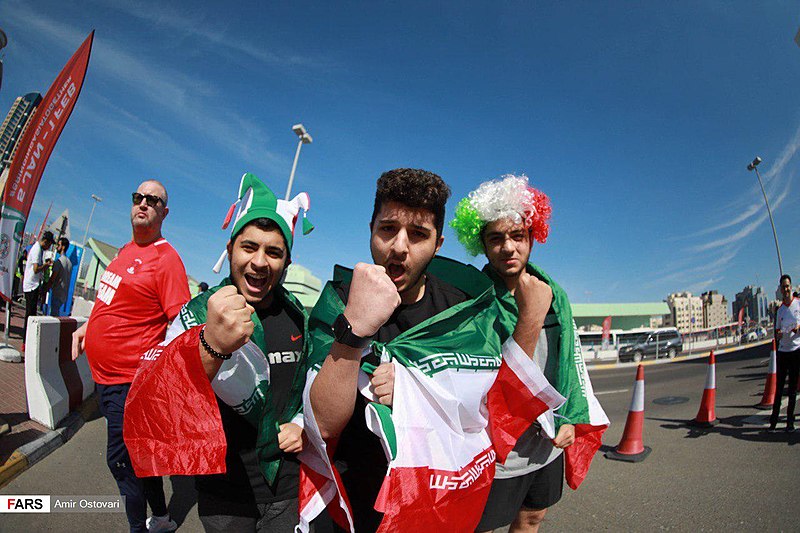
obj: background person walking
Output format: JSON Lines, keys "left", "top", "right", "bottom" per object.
{"left": 770, "top": 274, "right": 800, "bottom": 433}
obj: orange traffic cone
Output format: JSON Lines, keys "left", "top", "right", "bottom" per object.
{"left": 605, "top": 364, "right": 651, "bottom": 462}
{"left": 757, "top": 340, "right": 777, "bottom": 408}
{"left": 689, "top": 351, "right": 718, "bottom": 427}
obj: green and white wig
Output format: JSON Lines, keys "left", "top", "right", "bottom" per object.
{"left": 451, "top": 173, "right": 551, "bottom": 256}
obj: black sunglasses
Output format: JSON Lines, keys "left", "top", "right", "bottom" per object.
{"left": 132, "top": 192, "right": 164, "bottom": 207}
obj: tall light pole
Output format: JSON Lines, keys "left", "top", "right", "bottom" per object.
{"left": 747, "top": 156, "right": 783, "bottom": 277}
{"left": 75, "top": 194, "right": 101, "bottom": 293}
{"left": 285, "top": 123, "right": 313, "bottom": 200}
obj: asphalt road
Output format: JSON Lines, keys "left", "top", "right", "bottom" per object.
{"left": 2, "top": 343, "right": 797, "bottom": 532}
{"left": 545, "top": 343, "right": 799, "bottom": 532}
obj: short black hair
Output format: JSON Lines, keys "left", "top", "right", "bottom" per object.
{"left": 58, "top": 237, "right": 69, "bottom": 250}
{"left": 230, "top": 218, "right": 289, "bottom": 256}
{"left": 41, "top": 231, "right": 54, "bottom": 244}
{"left": 370, "top": 168, "right": 451, "bottom": 237}
{"left": 780, "top": 274, "right": 792, "bottom": 285}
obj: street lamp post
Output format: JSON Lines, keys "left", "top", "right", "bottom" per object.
{"left": 75, "top": 194, "right": 101, "bottom": 295}
{"left": 285, "top": 124, "right": 313, "bottom": 200}
{"left": 747, "top": 156, "right": 783, "bottom": 277}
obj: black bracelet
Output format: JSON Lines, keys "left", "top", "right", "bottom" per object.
{"left": 199, "top": 326, "right": 233, "bottom": 360}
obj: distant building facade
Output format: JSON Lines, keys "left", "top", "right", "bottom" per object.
{"left": 732, "top": 285, "right": 770, "bottom": 324}
{"left": 701, "top": 290, "right": 729, "bottom": 329}
{"left": 665, "top": 292, "right": 703, "bottom": 333}
{"left": 0, "top": 92, "right": 42, "bottom": 167}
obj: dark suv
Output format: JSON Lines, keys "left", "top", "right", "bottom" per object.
{"left": 618, "top": 329, "right": 683, "bottom": 363}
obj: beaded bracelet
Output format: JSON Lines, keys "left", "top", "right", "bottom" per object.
{"left": 199, "top": 326, "right": 233, "bottom": 360}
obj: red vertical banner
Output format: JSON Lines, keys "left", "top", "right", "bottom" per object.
{"left": 737, "top": 308, "right": 744, "bottom": 329}
{"left": 0, "top": 31, "right": 94, "bottom": 301}
{"left": 601, "top": 315, "right": 612, "bottom": 350}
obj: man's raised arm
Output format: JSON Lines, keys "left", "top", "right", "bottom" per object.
{"left": 198, "top": 285, "right": 255, "bottom": 380}
{"left": 512, "top": 272, "right": 553, "bottom": 357}
{"left": 310, "top": 263, "right": 400, "bottom": 440}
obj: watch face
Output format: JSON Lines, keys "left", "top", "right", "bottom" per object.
{"left": 333, "top": 313, "right": 350, "bottom": 340}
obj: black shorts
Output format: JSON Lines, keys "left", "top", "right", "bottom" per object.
{"left": 476, "top": 453, "right": 564, "bottom": 531}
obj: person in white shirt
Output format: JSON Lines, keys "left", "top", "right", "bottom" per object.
{"left": 21, "top": 231, "right": 54, "bottom": 351}
{"left": 770, "top": 274, "right": 800, "bottom": 433}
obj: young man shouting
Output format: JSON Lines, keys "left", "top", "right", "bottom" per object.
{"left": 302, "top": 169, "right": 566, "bottom": 532}
{"left": 452, "top": 174, "right": 608, "bottom": 533}
{"left": 125, "top": 174, "right": 314, "bottom": 532}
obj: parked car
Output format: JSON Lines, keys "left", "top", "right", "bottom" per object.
{"left": 744, "top": 327, "right": 768, "bottom": 343}
{"left": 618, "top": 329, "right": 683, "bottom": 362}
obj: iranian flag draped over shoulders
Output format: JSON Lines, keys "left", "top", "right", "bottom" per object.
{"left": 485, "top": 262, "right": 610, "bottom": 490}
{"left": 298, "top": 257, "right": 605, "bottom": 532}
{"left": 123, "top": 278, "right": 310, "bottom": 485}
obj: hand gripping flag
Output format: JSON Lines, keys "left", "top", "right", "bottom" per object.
{"left": 297, "top": 258, "right": 566, "bottom": 532}
{"left": 487, "top": 262, "right": 609, "bottom": 489}
{"left": 124, "top": 279, "right": 310, "bottom": 484}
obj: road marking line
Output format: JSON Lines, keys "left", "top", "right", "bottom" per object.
{"left": 595, "top": 388, "right": 629, "bottom": 395}
{"left": 745, "top": 398, "right": 789, "bottom": 425}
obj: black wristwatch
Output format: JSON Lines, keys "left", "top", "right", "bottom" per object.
{"left": 333, "top": 313, "right": 371, "bottom": 349}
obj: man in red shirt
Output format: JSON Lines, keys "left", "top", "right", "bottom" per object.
{"left": 72, "top": 179, "right": 190, "bottom": 533}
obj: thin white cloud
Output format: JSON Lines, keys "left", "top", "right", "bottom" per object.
{"left": 659, "top": 245, "right": 741, "bottom": 285}
{"left": 100, "top": 0, "right": 331, "bottom": 70}
{"left": 685, "top": 277, "right": 724, "bottom": 295}
{"left": 762, "top": 122, "right": 800, "bottom": 182}
{"left": 682, "top": 200, "right": 762, "bottom": 239}
{"left": 3, "top": 4, "right": 285, "bottom": 171}
{"left": 690, "top": 186, "right": 790, "bottom": 252}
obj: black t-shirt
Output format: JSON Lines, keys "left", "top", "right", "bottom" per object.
{"left": 333, "top": 273, "right": 468, "bottom": 532}
{"left": 195, "top": 295, "right": 305, "bottom": 517}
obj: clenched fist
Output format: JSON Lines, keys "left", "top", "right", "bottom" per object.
{"left": 204, "top": 285, "right": 256, "bottom": 355}
{"left": 370, "top": 362, "right": 396, "bottom": 406}
{"left": 278, "top": 423, "right": 304, "bottom": 454}
{"left": 514, "top": 272, "right": 553, "bottom": 328}
{"left": 344, "top": 263, "right": 401, "bottom": 338}
{"left": 552, "top": 424, "right": 575, "bottom": 449}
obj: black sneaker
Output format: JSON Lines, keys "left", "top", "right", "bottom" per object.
{"left": 786, "top": 425, "right": 796, "bottom": 433}
{"left": 766, "top": 424, "right": 777, "bottom": 432}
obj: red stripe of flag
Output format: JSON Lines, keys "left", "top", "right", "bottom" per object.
{"left": 564, "top": 424, "right": 606, "bottom": 489}
{"left": 486, "top": 359, "right": 551, "bottom": 463}
{"left": 124, "top": 326, "right": 226, "bottom": 477}
{"left": 377, "top": 447, "right": 496, "bottom": 532}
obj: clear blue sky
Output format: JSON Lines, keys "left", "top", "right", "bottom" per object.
{"left": 1, "top": 1, "right": 798, "bottom": 305}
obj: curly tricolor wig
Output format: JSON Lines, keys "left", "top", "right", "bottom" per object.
{"left": 451, "top": 174, "right": 551, "bottom": 256}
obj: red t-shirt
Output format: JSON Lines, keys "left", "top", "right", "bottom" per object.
{"left": 85, "top": 238, "right": 190, "bottom": 385}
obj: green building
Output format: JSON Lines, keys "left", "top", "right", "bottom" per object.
{"left": 572, "top": 302, "right": 670, "bottom": 331}
{"left": 283, "top": 264, "right": 322, "bottom": 311}
{"left": 77, "top": 237, "right": 200, "bottom": 296}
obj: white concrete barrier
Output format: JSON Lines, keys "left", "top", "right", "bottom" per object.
{"left": 25, "top": 316, "right": 94, "bottom": 430}
{"left": 70, "top": 297, "right": 94, "bottom": 318}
